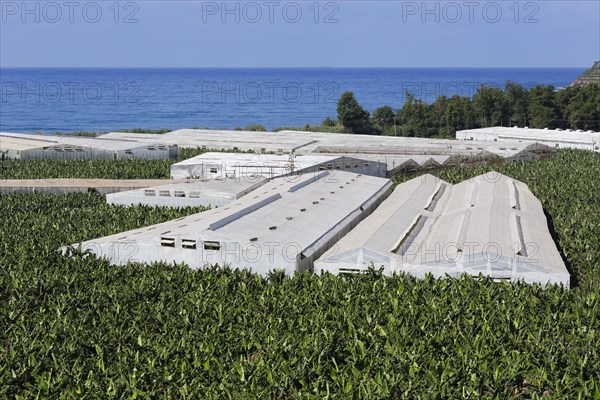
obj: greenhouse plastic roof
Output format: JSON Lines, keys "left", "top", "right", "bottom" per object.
{"left": 457, "top": 127, "right": 600, "bottom": 147}
{"left": 170, "top": 152, "right": 389, "bottom": 179}
{"left": 2, "top": 130, "right": 555, "bottom": 164}
{"left": 315, "top": 173, "right": 570, "bottom": 287}
{"left": 106, "top": 177, "right": 270, "bottom": 207}
{"left": 172, "top": 152, "right": 340, "bottom": 170}
{"left": 98, "top": 129, "right": 554, "bottom": 159}
{"left": 0, "top": 132, "right": 170, "bottom": 152}
{"left": 72, "top": 171, "right": 392, "bottom": 275}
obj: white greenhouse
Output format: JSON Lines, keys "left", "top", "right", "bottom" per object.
{"left": 170, "top": 152, "right": 388, "bottom": 180}
{"left": 106, "top": 178, "right": 272, "bottom": 208}
{"left": 0, "top": 132, "right": 178, "bottom": 160}
{"left": 98, "top": 129, "right": 556, "bottom": 163}
{"left": 70, "top": 171, "right": 392, "bottom": 276}
{"left": 315, "top": 173, "right": 570, "bottom": 287}
{"left": 456, "top": 126, "right": 600, "bottom": 152}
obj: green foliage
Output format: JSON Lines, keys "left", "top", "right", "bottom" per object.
{"left": 273, "top": 125, "right": 350, "bottom": 134}
{"left": 528, "top": 85, "right": 561, "bottom": 129}
{"left": 557, "top": 84, "right": 600, "bottom": 131}
{"left": 65, "top": 131, "right": 101, "bottom": 137}
{"left": 335, "top": 83, "right": 599, "bottom": 137}
{"left": 504, "top": 81, "right": 530, "bottom": 127}
{"left": 473, "top": 86, "right": 508, "bottom": 128}
{"left": 120, "top": 128, "right": 172, "bottom": 134}
{"left": 396, "top": 94, "right": 435, "bottom": 137}
{"left": 337, "top": 92, "right": 372, "bottom": 134}
{"left": 1, "top": 150, "right": 600, "bottom": 397}
{"left": 322, "top": 116, "right": 337, "bottom": 127}
{"left": 244, "top": 124, "right": 267, "bottom": 132}
{"left": 371, "top": 106, "right": 395, "bottom": 131}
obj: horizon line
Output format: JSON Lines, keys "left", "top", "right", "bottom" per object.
{"left": 0, "top": 65, "right": 590, "bottom": 69}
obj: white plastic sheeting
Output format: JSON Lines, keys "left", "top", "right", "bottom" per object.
{"left": 70, "top": 171, "right": 392, "bottom": 276}
{"left": 457, "top": 127, "right": 600, "bottom": 152}
{"left": 98, "top": 129, "right": 556, "bottom": 162}
{"left": 0, "top": 132, "right": 177, "bottom": 160}
{"left": 315, "top": 173, "right": 569, "bottom": 287}
{"left": 170, "top": 152, "right": 387, "bottom": 180}
{"left": 106, "top": 178, "right": 270, "bottom": 208}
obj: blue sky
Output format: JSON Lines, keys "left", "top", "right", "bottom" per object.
{"left": 1, "top": 1, "right": 599, "bottom": 67}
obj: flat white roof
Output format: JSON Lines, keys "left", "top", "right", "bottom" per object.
{"left": 458, "top": 127, "right": 600, "bottom": 144}
{"left": 0, "top": 132, "right": 171, "bottom": 152}
{"left": 98, "top": 129, "right": 553, "bottom": 159}
{"left": 173, "top": 152, "right": 339, "bottom": 169}
{"left": 75, "top": 171, "right": 392, "bottom": 271}
{"left": 106, "top": 177, "right": 270, "bottom": 204}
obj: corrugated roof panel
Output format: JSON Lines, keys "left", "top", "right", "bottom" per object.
{"left": 316, "top": 172, "right": 569, "bottom": 287}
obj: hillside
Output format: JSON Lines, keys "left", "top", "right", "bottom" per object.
{"left": 572, "top": 61, "right": 600, "bottom": 86}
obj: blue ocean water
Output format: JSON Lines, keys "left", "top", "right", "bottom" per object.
{"left": 0, "top": 68, "right": 584, "bottom": 133}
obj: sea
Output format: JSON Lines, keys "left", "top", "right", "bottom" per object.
{"left": 0, "top": 68, "right": 585, "bottom": 133}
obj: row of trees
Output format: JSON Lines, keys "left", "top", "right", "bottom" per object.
{"left": 332, "top": 83, "right": 600, "bottom": 137}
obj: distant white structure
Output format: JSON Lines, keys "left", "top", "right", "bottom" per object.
{"left": 106, "top": 178, "right": 271, "bottom": 208}
{"left": 71, "top": 171, "right": 392, "bottom": 276}
{"left": 170, "top": 152, "right": 387, "bottom": 180}
{"left": 1, "top": 129, "right": 557, "bottom": 165}
{"left": 456, "top": 127, "right": 600, "bottom": 152}
{"left": 316, "top": 173, "right": 569, "bottom": 288}
{"left": 0, "top": 132, "right": 177, "bottom": 160}
{"left": 99, "top": 129, "right": 556, "bottom": 165}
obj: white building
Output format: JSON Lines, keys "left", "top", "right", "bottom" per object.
{"left": 71, "top": 171, "right": 392, "bottom": 276}
{"left": 316, "top": 173, "right": 569, "bottom": 287}
{"left": 456, "top": 127, "right": 600, "bottom": 152}
{"left": 170, "top": 152, "right": 388, "bottom": 180}
{"left": 99, "top": 129, "right": 556, "bottom": 164}
{"left": 0, "top": 132, "right": 178, "bottom": 160}
{"left": 106, "top": 178, "right": 271, "bottom": 208}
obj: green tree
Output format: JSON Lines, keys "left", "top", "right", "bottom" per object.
{"left": 396, "top": 94, "right": 433, "bottom": 137}
{"left": 322, "top": 116, "right": 336, "bottom": 127}
{"left": 443, "top": 95, "right": 473, "bottom": 135}
{"left": 431, "top": 96, "right": 448, "bottom": 137}
{"left": 504, "top": 81, "right": 529, "bottom": 127}
{"left": 473, "top": 86, "right": 508, "bottom": 127}
{"left": 528, "top": 85, "right": 560, "bottom": 129}
{"left": 371, "top": 105, "right": 396, "bottom": 133}
{"left": 560, "top": 85, "right": 600, "bottom": 131}
{"left": 337, "top": 92, "right": 371, "bottom": 134}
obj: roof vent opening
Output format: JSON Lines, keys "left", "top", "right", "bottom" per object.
{"left": 203, "top": 241, "right": 221, "bottom": 251}
{"left": 182, "top": 239, "right": 197, "bottom": 249}
{"left": 160, "top": 237, "right": 176, "bottom": 248}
